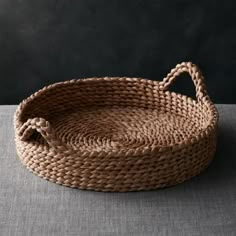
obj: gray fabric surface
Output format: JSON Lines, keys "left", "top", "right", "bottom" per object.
{"left": 0, "top": 105, "right": 235, "bottom": 236}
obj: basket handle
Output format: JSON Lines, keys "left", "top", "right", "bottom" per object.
{"left": 159, "top": 62, "right": 210, "bottom": 102}
{"left": 18, "top": 117, "right": 65, "bottom": 149}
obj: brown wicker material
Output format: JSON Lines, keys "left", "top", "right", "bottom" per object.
{"left": 14, "top": 62, "right": 218, "bottom": 192}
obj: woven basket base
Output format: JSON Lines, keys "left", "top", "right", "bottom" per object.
{"left": 36, "top": 106, "right": 203, "bottom": 151}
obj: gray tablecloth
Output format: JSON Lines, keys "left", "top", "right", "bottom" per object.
{"left": 0, "top": 105, "right": 235, "bottom": 236}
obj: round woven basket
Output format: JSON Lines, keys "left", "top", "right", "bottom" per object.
{"left": 14, "top": 62, "right": 218, "bottom": 192}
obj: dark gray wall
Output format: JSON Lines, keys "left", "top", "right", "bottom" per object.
{"left": 0, "top": 0, "right": 235, "bottom": 104}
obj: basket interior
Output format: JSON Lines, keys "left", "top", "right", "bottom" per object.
{"left": 18, "top": 79, "right": 214, "bottom": 150}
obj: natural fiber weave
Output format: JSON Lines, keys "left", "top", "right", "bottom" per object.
{"left": 14, "top": 62, "right": 218, "bottom": 192}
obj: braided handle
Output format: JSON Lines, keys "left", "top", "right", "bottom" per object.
{"left": 18, "top": 117, "right": 65, "bottom": 148}
{"left": 159, "top": 62, "right": 210, "bottom": 102}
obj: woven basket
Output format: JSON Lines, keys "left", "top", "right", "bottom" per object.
{"left": 14, "top": 62, "right": 218, "bottom": 192}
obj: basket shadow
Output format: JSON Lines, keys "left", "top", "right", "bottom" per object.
{"left": 192, "top": 124, "right": 236, "bottom": 189}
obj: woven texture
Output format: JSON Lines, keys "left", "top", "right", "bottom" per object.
{"left": 14, "top": 62, "right": 218, "bottom": 192}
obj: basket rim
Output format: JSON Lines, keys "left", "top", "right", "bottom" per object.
{"left": 14, "top": 77, "right": 219, "bottom": 157}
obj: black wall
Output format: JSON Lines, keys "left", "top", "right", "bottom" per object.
{"left": 0, "top": 0, "right": 235, "bottom": 104}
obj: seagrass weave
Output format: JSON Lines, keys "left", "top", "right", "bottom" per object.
{"left": 14, "top": 62, "right": 218, "bottom": 192}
